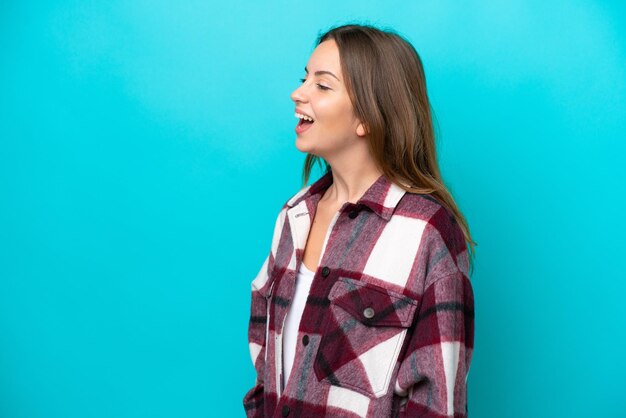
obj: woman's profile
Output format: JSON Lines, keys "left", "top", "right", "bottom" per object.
{"left": 243, "top": 23, "right": 475, "bottom": 418}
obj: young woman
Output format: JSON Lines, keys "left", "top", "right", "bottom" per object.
{"left": 243, "top": 24, "right": 475, "bottom": 418}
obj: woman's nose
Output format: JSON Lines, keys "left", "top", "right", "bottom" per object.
{"left": 290, "top": 83, "right": 307, "bottom": 103}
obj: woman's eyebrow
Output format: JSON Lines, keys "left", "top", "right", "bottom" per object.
{"left": 304, "top": 66, "right": 340, "bottom": 81}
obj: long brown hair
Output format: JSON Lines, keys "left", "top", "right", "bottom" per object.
{"left": 301, "top": 23, "right": 476, "bottom": 262}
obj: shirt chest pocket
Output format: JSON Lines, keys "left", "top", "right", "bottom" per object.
{"left": 313, "top": 277, "right": 419, "bottom": 399}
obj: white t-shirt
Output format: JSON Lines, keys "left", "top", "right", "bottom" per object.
{"left": 282, "top": 262, "right": 315, "bottom": 389}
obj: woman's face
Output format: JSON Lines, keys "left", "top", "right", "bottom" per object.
{"left": 290, "top": 40, "right": 366, "bottom": 159}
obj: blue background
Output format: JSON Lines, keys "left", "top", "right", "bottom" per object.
{"left": 1, "top": 1, "right": 625, "bottom": 417}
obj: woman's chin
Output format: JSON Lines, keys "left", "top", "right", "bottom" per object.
{"left": 294, "top": 137, "right": 315, "bottom": 154}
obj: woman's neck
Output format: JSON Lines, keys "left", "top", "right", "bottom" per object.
{"left": 321, "top": 165, "right": 383, "bottom": 205}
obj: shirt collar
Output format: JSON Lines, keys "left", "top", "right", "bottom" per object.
{"left": 286, "top": 170, "right": 406, "bottom": 221}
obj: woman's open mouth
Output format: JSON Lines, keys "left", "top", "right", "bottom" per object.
{"left": 296, "top": 118, "right": 314, "bottom": 134}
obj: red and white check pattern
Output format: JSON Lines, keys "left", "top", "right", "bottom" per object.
{"left": 243, "top": 170, "right": 474, "bottom": 418}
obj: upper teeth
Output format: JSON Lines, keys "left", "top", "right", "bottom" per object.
{"left": 295, "top": 112, "right": 314, "bottom": 122}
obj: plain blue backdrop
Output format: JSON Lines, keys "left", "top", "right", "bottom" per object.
{"left": 1, "top": 1, "right": 625, "bottom": 417}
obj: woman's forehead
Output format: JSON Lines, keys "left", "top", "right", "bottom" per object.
{"left": 306, "top": 40, "right": 343, "bottom": 82}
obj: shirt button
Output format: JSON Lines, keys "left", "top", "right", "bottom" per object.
{"left": 348, "top": 209, "right": 358, "bottom": 219}
{"left": 363, "top": 307, "right": 375, "bottom": 319}
{"left": 282, "top": 404, "right": 290, "bottom": 416}
{"left": 302, "top": 334, "right": 309, "bottom": 346}
{"left": 321, "top": 266, "right": 330, "bottom": 278}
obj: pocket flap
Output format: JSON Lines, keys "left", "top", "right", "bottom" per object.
{"left": 328, "top": 277, "right": 418, "bottom": 327}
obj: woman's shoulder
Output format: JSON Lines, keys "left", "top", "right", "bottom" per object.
{"left": 283, "top": 185, "right": 312, "bottom": 209}
{"left": 395, "top": 190, "right": 451, "bottom": 223}
{"left": 397, "top": 191, "right": 466, "bottom": 251}
{"left": 280, "top": 171, "right": 333, "bottom": 211}
{"left": 268, "top": 182, "right": 315, "bottom": 229}
{"left": 398, "top": 191, "right": 469, "bottom": 277}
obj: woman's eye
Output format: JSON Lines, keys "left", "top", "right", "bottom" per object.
{"left": 299, "top": 78, "right": 330, "bottom": 91}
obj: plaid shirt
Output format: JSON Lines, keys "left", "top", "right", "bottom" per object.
{"left": 243, "top": 170, "right": 474, "bottom": 418}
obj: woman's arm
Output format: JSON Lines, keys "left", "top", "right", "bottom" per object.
{"left": 243, "top": 207, "right": 287, "bottom": 418}
{"left": 395, "top": 271, "right": 474, "bottom": 417}
{"left": 394, "top": 208, "right": 475, "bottom": 417}
{"left": 243, "top": 255, "right": 272, "bottom": 418}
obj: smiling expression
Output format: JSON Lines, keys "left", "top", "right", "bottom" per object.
{"left": 290, "top": 40, "right": 366, "bottom": 159}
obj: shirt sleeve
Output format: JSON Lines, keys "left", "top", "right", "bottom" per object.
{"left": 242, "top": 255, "right": 272, "bottom": 418}
{"left": 394, "top": 208, "right": 475, "bottom": 417}
{"left": 242, "top": 207, "right": 285, "bottom": 418}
